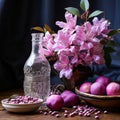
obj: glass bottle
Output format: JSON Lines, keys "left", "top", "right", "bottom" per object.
{"left": 23, "top": 33, "right": 51, "bottom": 101}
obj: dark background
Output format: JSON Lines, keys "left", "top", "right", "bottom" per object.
{"left": 0, "top": 0, "right": 120, "bottom": 91}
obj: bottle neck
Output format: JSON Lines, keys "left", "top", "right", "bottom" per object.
{"left": 31, "top": 33, "right": 44, "bottom": 55}
{"left": 31, "top": 40, "right": 39, "bottom": 55}
{"left": 31, "top": 33, "right": 46, "bottom": 60}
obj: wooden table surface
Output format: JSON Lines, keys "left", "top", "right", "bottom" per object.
{"left": 0, "top": 89, "right": 120, "bottom": 120}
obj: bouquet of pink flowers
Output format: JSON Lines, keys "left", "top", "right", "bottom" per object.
{"left": 33, "top": 0, "right": 120, "bottom": 82}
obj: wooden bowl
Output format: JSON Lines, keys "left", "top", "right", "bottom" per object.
{"left": 75, "top": 87, "right": 120, "bottom": 110}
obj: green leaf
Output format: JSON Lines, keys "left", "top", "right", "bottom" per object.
{"left": 100, "top": 40, "right": 107, "bottom": 45}
{"left": 100, "top": 39, "right": 117, "bottom": 47}
{"left": 108, "top": 29, "right": 120, "bottom": 36}
{"left": 107, "top": 41, "right": 118, "bottom": 47}
{"left": 65, "top": 7, "right": 81, "bottom": 17}
{"left": 88, "top": 10, "right": 103, "bottom": 18}
{"left": 104, "top": 53, "right": 111, "bottom": 67}
{"left": 80, "top": 0, "right": 89, "bottom": 11}
{"left": 104, "top": 47, "right": 115, "bottom": 67}
{"left": 105, "top": 47, "right": 115, "bottom": 53}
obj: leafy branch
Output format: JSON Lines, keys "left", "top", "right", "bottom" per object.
{"left": 65, "top": 0, "right": 103, "bottom": 21}
{"left": 31, "top": 24, "right": 55, "bottom": 34}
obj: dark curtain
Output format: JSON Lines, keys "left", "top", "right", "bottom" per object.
{"left": 0, "top": 0, "right": 120, "bottom": 91}
{"left": 0, "top": 0, "right": 42, "bottom": 90}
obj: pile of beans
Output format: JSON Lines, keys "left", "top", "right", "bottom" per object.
{"left": 39, "top": 104, "right": 108, "bottom": 119}
{"left": 4, "top": 96, "right": 41, "bottom": 104}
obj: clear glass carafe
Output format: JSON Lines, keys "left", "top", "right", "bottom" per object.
{"left": 23, "top": 33, "right": 51, "bottom": 101}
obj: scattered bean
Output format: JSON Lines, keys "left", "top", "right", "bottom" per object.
{"left": 44, "top": 112, "right": 48, "bottom": 115}
{"left": 64, "top": 110, "right": 69, "bottom": 114}
{"left": 64, "top": 113, "right": 68, "bottom": 117}
{"left": 73, "top": 106, "right": 77, "bottom": 109}
{"left": 55, "top": 114, "right": 61, "bottom": 117}
{"left": 95, "top": 115, "right": 99, "bottom": 119}
{"left": 104, "top": 110, "right": 108, "bottom": 114}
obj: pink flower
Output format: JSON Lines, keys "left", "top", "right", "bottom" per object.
{"left": 42, "top": 31, "right": 55, "bottom": 56}
{"left": 54, "top": 51, "right": 73, "bottom": 79}
{"left": 74, "top": 25, "right": 86, "bottom": 44}
{"left": 92, "top": 17, "right": 110, "bottom": 37}
{"left": 53, "top": 30, "right": 72, "bottom": 53}
{"left": 42, "top": 12, "right": 113, "bottom": 80}
{"left": 56, "top": 11, "right": 77, "bottom": 30}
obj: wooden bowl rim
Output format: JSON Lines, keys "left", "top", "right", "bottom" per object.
{"left": 75, "top": 87, "right": 120, "bottom": 100}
